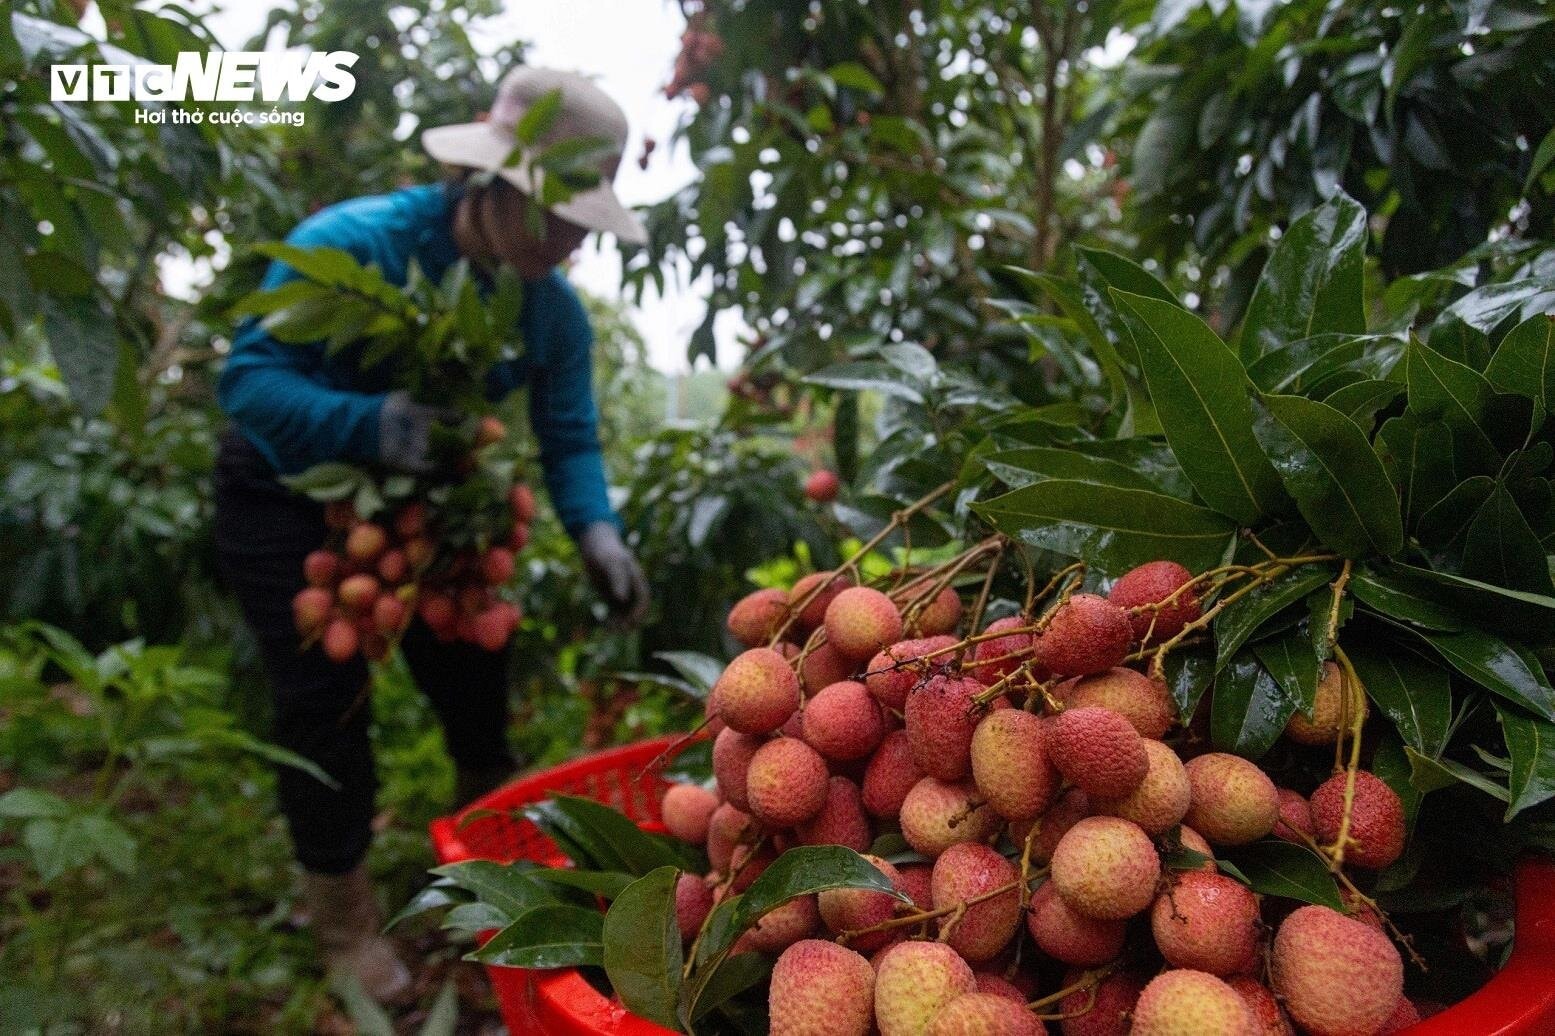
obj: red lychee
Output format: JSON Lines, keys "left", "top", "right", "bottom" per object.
{"left": 1035, "top": 594, "right": 1133, "bottom": 678}
{"left": 1108, "top": 560, "right": 1201, "bottom": 644}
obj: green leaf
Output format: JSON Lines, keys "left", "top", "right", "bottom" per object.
{"left": 684, "top": 952, "right": 770, "bottom": 1023}
{"left": 1215, "top": 565, "right": 1338, "bottom": 667}
{"left": 420, "top": 980, "right": 460, "bottom": 1036}
{"left": 1405, "top": 335, "right": 1497, "bottom": 455}
{"left": 470, "top": 905, "right": 605, "bottom": 968}
{"left": 1406, "top": 747, "right": 1508, "bottom": 802}
{"left": 1244, "top": 333, "right": 1375, "bottom": 394}
{"left": 1321, "top": 379, "right": 1404, "bottom": 433}
{"left": 652, "top": 651, "right": 725, "bottom": 694}
{"left": 1114, "top": 290, "right": 1288, "bottom": 523}
{"left": 1251, "top": 394, "right": 1404, "bottom": 557}
{"left": 1162, "top": 648, "right": 1218, "bottom": 718}
{"left": 1486, "top": 314, "right": 1554, "bottom": 408}
{"left": 1211, "top": 652, "right": 1295, "bottom": 759}
{"left": 547, "top": 795, "right": 689, "bottom": 876}
{"left": 1396, "top": 623, "right": 1555, "bottom": 722}
{"left": 514, "top": 88, "right": 564, "bottom": 145}
{"left": 1495, "top": 704, "right": 1555, "bottom": 820}
{"left": 804, "top": 361, "right": 925, "bottom": 403}
{"left": 1344, "top": 636, "right": 1453, "bottom": 756}
{"left": 77, "top": 814, "right": 135, "bottom": 874}
{"left": 0, "top": 788, "right": 70, "bottom": 820}
{"left": 976, "top": 479, "right": 1237, "bottom": 576}
{"left": 1377, "top": 416, "right": 1461, "bottom": 527}
{"left": 602, "top": 867, "right": 683, "bottom": 1029}
{"left": 331, "top": 974, "right": 396, "bottom": 1036}
{"left": 711, "top": 846, "right": 902, "bottom": 961}
{"left": 1253, "top": 631, "right": 1322, "bottom": 718}
{"left": 827, "top": 61, "right": 884, "bottom": 94}
{"left": 1350, "top": 565, "right": 1470, "bottom": 631}
{"left": 430, "top": 860, "right": 556, "bottom": 920}
{"left": 528, "top": 868, "right": 636, "bottom": 900}
{"left": 1524, "top": 125, "right": 1555, "bottom": 194}
{"left": 1461, "top": 482, "right": 1555, "bottom": 597}
{"left": 387, "top": 880, "right": 468, "bottom": 930}
{"left": 1226, "top": 841, "right": 1344, "bottom": 909}
{"left": 41, "top": 294, "right": 118, "bottom": 418}
{"left": 982, "top": 447, "right": 1176, "bottom": 495}
{"left": 1239, "top": 192, "right": 1368, "bottom": 361}
{"left": 1383, "top": 562, "right": 1555, "bottom": 643}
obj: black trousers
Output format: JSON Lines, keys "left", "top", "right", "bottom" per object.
{"left": 213, "top": 431, "right": 513, "bottom": 874}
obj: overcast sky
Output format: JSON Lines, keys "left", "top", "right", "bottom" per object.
{"left": 123, "top": 0, "right": 723, "bottom": 373}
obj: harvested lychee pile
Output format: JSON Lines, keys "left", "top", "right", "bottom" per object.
{"left": 290, "top": 426, "right": 533, "bottom": 662}
{"left": 656, "top": 553, "right": 1424, "bottom": 1035}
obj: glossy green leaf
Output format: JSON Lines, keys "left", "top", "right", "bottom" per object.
{"left": 1251, "top": 394, "right": 1404, "bottom": 557}
{"left": 1384, "top": 562, "right": 1555, "bottom": 644}
{"left": 1495, "top": 704, "right": 1555, "bottom": 820}
{"left": 685, "top": 952, "right": 770, "bottom": 1023}
{"left": 1377, "top": 416, "right": 1462, "bottom": 527}
{"left": 1113, "top": 290, "right": 1288, "bottom": 524}
{"left": 471, "top": 904, "right": 605, "bottom": 968}
{"left": 1244, "top": 333, "right": 1374, "bottom": 393}
{"left": 1226, "top": 841, "right": 1344, "bottom": 909}
{"left": 1406, "top": 747, "right": 1509, "bottom": 802}
{"left": 1253, "top": 631, "right": 1322, "bottom": 717}
{"left": 803, "top": 361, "right": 925, "bottom": 403}
{"left": 982, "top": 447, "right": 1173, "bottom": 494}
{"left": 1344, "top": 636, "right": 1453, "bottom": 755}
{"left": 531, "top": 868, "right": 636, "bottom": 901}
{"left": 1322, "top": 379, "right": 1404, "bottom": 433}
{"left": 430, "top": 861, "right": 555, "bottom": 921}
{"left": 1211, "top": 652, "right": 1295, "bottom": 759}
{"left": 1239, "top": 192, "right": 1368, "bottom": 362}
{"left": 547, "top": 795, "right": 690, "bottom": 876}
{"left": 1162, "top": 648, "right": 1217, "bottom": 719}
{"left": 602, "top": 867, "right": 682, "bottom": 1029}
{"left": 1461, "top": 482, "right": 1555, "bottom": 597}
{"left": 1215, "top": 565, "right": 1338, "bottom": 667}
{"left": 1350, "top": 565, "right": 1470, "bottom": 631}
{"left": 1486, "top": 313, "right": 1555, "bottom": 407}
{"left": 1405, "top": 335, "right": 1496, "bottom": 446}
{"left": 977, "top": 479, "right": 1237, "bottom": 576}
{"left": 1400, "top": 623, "right": 1555, "bottom": 722}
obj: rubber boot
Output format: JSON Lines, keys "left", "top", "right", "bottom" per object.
{"left": 301, "top": 864, "right": 414, "bottom": 1005}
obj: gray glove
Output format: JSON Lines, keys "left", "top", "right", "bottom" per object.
{"left": 378, "top": 391, "right": 455, "bottom": 475}
{"left": 578, "top": 521, "right": 649, "bottom": 626}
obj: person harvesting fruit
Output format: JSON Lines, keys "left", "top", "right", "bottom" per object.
{"left": 212, "top": 68, "right": 650, "bottom": 1002}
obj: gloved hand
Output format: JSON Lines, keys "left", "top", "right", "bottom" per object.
{"left": 378, "top": 392, "right": 457, "bottom": 475}
{"left": 577, "top": 521, "right": 649, "bottom": 626}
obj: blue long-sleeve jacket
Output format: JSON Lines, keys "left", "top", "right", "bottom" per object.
{"left": 217, "top": 183, "right": 617, "bottom": 536}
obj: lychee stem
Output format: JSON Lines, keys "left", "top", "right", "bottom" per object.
{"left": 1027, "top": 963, "right": 1119, "bottom": 1013}
{"left": 834, "top": 876, "right": 1028, "bottom": 945}
{"left": 966, "top": 540, "right": 1005, "bottom": 633}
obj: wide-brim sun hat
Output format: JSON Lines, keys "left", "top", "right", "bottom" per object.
{"left": 423, "top": 66, "right": 647, "bottom": 245}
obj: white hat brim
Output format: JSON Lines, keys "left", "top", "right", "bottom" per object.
{"left": 422, "top": 122, "right": 648, "bottom": 246}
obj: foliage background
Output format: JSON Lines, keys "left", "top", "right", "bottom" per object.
{"left": 3, "top": 0, "right": 1555, "bottom": 1031}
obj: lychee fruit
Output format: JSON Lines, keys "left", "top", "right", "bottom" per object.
{"left": 474, "top": 414, "right": 506, "bottom": 447}
{"left": 1130, "top": 970, "right": 1257, "bottom": 1035}
{"left": 899, "top": 777, "right": 999, "bottom": 857}
{"left": 1047, "top": 706, "right": 1149, "bottom": 799}
{"left": 746, "top": 737, "right": 830, "bottom": 827}
{"left": 1272, "top": 788, "right": 1313, "bottom": 844}
{"left": 1108, "top": 560, "right": 1201, "bottom": 643}
{"left": 1150, "top": 871, "right": 1261, "bottom": 976}
{"left": 292, "top": 587, "right": 333, "bottom": 634}
{"left": 337, "top": 572, "right": 380, "bottom": 611}
{"left": 661, "top": 783, "right": 719, "bottom": 844}
{"left": 715, "top": 647, "right": 801, "bottom": 734}
{"left": 770, "top": 939, "right": 875, "bottom": 1036}
{"left": 923, "top": 992, "right": 1043, "bottom": 1036}
{"left": 930, "top": 843, "right": 1020, "bottom": 962}
{"left": 417, "top": 592, "right": 456, "bottom": 633}
{"left": 1285, "top": 661, "right": 1366, "bottom": 746}
{"left": 804, "top": 680, "right": 886, "bottom": 760}
{"left": 372, "top": 593, "right": 408, "bottom": 636}
{"left": 818, "top": 854, "right": 903, "bottom": 952}
{"left": 968, "top": 616, "right": 1038, "bottom": 686}
{"left": 712, "top": 727, "right": 761, "bottom": 811}
{"left": 911, "top": 585, "right": 963, "bottom": 637}
{"left": 1025, "top": 881, "right": 1126, "bottom": 967}
{"left": 1271, "top": 905, "right": 1403, "bottom": 1036}
{"left": 705, "top": 802, "right": 757, "bottom": 872}
{"left": 1034, "top": 594, "right": 1133, "bottom": 678}
{"left": 1225, "top": 976, "right": 1296, "bottom": 1036}
{"left": 867, "top": 635, "right": 956, "bottom": 710}
{"left": 1016, "top": 787, "right": 1092, "bottom": 864}
{"left": 790, "top": 571, "right": 848, "bottom": 630}
{"left": 904, "top": 673, "right": 984, "bottom": 780}
{"left": 897, "top": 864, "right": 933, "bottom": 910}
{"left": 1374, "top": 998, "right": 1421, "bottom": 1034}
{"left": 393, "top": 501, "right": 427, "bottom": 540}
{"left": 675, "top": 873, "right": 713, "bottom": 940}
{"left": 826, "top": 586, "right": 905, "bottom": 661}
{"left": 795, "top": 777, "right": 872, "bottom": 852}
{"left": 376, "top": 549, "right": 408, "bottom": 584}
{"left": 344, "top": 522, "right": 387, "bottom": 563}
{"left": 1094, "top": 739, "right": 1190, "bottom": 835}
{"left": 402, "top": 535, "right": 435, "bottom": 571}
{"left": 509, "top": 482, "right": 536, "bottom": 524}
{"left": 303, "top": 550, "right": 340, "bottom": 587}
{"left": 1049, "top": 816, "right": 1160, "bottom": 920}
{"left": 972, "top": 972, "right": 1026, "bottom": 1002}
{"left": 970, "top": 709, "right": 1057, "bottom": 821}
{"left": 1183, "top": 753, "right": 1279, "bottom": 846}
{"left": 1309, "top": 770, "right": 1406, "bottom": 870}
{"left": 1056, "top": 667, "right": 1176, "bottom": 740}
{"left": 728, "top": 587, "right": 791, "bottom": 648}
{"left": 862, "top": 729, "right": 925, "bottom": 818}
{"left": 805, "top": 469, "right": 841, "bottom": 503}
{"left": 480, "top": 546, "right": 515, "bottom": 586}
{"left": 322, "top": 618, "right": 359, "bottom": 662}
{"left": 1056, "top": 969, "right": 1146, "bottom": 1036}
{"left": 735, "top": 894, "right": 818, "bottom": 954}
{"left": 1175, "top": 825, "right": 1218, "bottom": 873}
{"left": 471, "top": 605, "right": 515, "bottom": 652}
{"left": 800, "top": 642, "right": 856, "bottom": 696}
{"left": 873, "top": 940, "right": 977, "bottom": 1036}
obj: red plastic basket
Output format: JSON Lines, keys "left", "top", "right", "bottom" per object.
{"left": 431, "top": 738, "right": 1555, "bottom": 1036}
